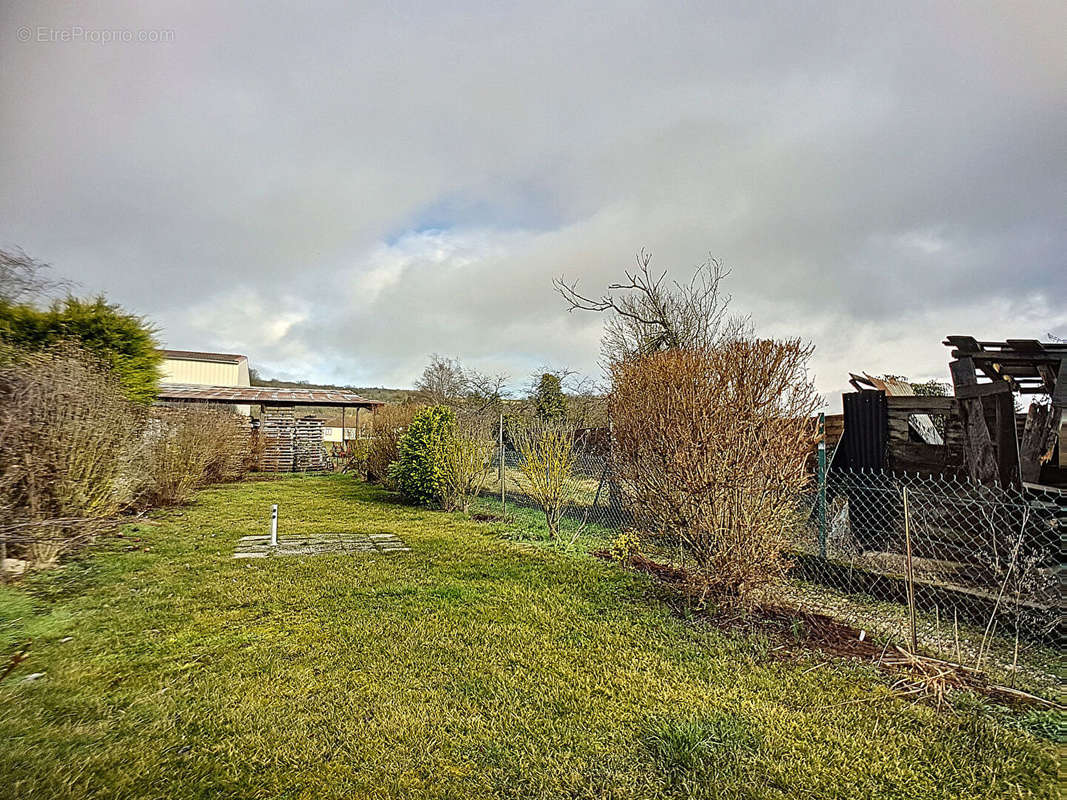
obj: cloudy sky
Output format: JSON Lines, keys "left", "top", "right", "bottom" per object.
{"left": 2, "top": 1, "right": 1064, "bottom": 406}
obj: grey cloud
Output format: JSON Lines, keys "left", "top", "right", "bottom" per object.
{"left": 1, "top": 0, "right": 1064, "bottom": 402}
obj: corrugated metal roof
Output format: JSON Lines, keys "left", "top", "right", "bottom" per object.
{"left": 156, "top": 383, "right": 383, "bottom": 407}
{"left": 848, "top": 372, "right": 944, "bottom": 445}
{"left": 849, "top": 373, "right": 914, "bottom": 396}
{"left": 160, "top": 349, "right": 248, "bottom": 364}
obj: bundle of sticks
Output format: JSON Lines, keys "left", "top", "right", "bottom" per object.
{"left": 879, "top": 646, "right": 1062, "bottom": 710}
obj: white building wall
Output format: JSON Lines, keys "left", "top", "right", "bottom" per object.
{"left": 322, "top": 427, "right": 359, "bottom": 443}
{"left": 161, "top": 359, "right": 243, "bottom": 386}
{"left": 160, "top": 356, "right": 251, "bottom": 415}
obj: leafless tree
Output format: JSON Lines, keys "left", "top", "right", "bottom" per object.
{"left": 415, "top": 354, "right": 467, "bottom": 405}
{"left": 464, "top": 367, "right": 510, "bottom": 415}
{"left": 0, "top": 248, "right": 72, "bottom": 304}
{"left": 414, "top": 353, "right": 510, "bottom": 417}
{"left": 555, "top": 249, "right": 745, "bottom": 365}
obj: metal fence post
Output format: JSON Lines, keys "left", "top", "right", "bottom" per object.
{"left": 902, "top": 486, "right": 918, "bottom": 653}
{"left": 270, "top": 504, "right": 278, "bottom": 547}
{"left": 499, "top": 413, "right": 506, "bottom": 516}
{"left": 817, "top": 412, "right": 827, "bottom": 558}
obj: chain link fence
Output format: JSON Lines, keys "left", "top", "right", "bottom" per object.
{"left": 790, "top": 468, "right": 1062, "bottom": 691}
{"left": 479, "top": 437, "right": 1063, "bottom": 695}
{"left": 484, "top": 446, "right": 631, "bottom": 533}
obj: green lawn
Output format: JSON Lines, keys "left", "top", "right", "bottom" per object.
{"left": 0, "top": 475, "right": 1058, "bottom": 799}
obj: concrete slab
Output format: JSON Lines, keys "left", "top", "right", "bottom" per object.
{"left": 232, "top": 532, "right": 410, "bottom": 560}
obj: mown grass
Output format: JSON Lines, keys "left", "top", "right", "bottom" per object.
{"left": 475, "top": 489, "right": 1065, "bottom": 701}
{"left": 0, "top": 475, "right": 1058, "bottom": 799}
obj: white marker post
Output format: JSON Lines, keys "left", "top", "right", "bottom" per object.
{"left": 270, "top": 504, "right": 278, "bottom": 547}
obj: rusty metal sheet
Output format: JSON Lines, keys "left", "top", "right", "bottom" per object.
{"left": 156, "top": 383, "right": 383, "bottom": 408}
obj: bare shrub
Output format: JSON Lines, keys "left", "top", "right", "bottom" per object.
{"left": 249, "top": 420, "right": 266, "bottom": 470}
{"left": 440, "top": 418, "right": 494, "bottom": 513}
{"left": 200, "top": 409, "right": 254, "bottom": 483}
{"left": 135, "top": 407, "right": 252, "bottom": 507}
{"left": 366, "top": 404, "right": 422, "bottom": 485}
{"left": 509, "top": 421, "right": 585, "bottom": 547}
{"left": 610, "top": 341, "right": 820, "bottom": 603}
{"left": 0, "top": 346, "right": 141, "bottom": 565}
{"left": 0, "top": 347, "right": 251, "bottom": 568}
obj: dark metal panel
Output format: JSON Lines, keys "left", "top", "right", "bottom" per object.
{"left": 839, "top": 390, "right": 887, "bottom": 470}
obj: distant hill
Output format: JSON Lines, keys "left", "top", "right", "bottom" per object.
{"left": 249, "top": 374, "right": 417, "bottom": 405}
{"left": 248, "top": 374, "right": 607, "bottom": 428}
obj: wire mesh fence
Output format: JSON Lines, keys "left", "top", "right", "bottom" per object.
{"left": 481, "top": 436, "right": 1063, "bottom": 694}
{"left": 485, "top": 446, "right": 632, "bottom": 532}
{"left": 789, "top": 468, "right": 1062, "bottom": 691}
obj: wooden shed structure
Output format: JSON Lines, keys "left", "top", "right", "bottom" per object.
{"left": 829, "top": 337, "right": 1065, "bottom": 490}
{"left": 944, "top": 337, "right": 1065, "bottom": 487}
{"left": 155, "top": 384, "right": 383, "bottom": 472}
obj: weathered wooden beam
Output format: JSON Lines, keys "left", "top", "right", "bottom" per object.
{"left": 1036, "top": 363, "right": 1056, "bottom": 391}
{"left": 944, "top": 335, "right": 982, "bottom": 354}
{"left": 990, "top": 390, "right": 1022, "bottom": 488}
{"left": 885, "top": 396, "right": 957, "bottom": 412}
{"left": 948, "top": 351, "right": 1062, "bottom": 366}
{"left": 944, "top": 337, "right": 1067, "bottom": 354}
{"left": 950, "top": 358, "right": 1001, "bottom": 485}
{"left": 1051, "top": 357, "right": 1066, "bottom": 410}
{"left": 954, "top": 380, "right": 1011, "bottom": 401}
{"left": 1005, "top": 338, "right": 1045, "bottom": 353}
{"left": 1020, "top": 402, "right": 1058, "bottom": 482}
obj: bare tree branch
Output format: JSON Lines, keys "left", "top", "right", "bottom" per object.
{"left": 414, "top": 354, "right": 509, "bottom": 417}
{"left": 555, "top": 249, "right": 745, "bottom": 365}
{"left": 463, "top": 368, "right": 511, "bottom": 415}
{"left": 0, "top": 248, "right": 74, "bottom": 304}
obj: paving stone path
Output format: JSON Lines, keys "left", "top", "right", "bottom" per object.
{"left": 233, "top": 532, "right": 410, "bottom": 559}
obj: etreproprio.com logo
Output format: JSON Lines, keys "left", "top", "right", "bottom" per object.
{"left": 17, "top": 25, "right": 175, "bottom": 44}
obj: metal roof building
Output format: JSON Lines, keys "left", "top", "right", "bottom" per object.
{"left": 155, "top": 383, "right": 382, "bottom": 409}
